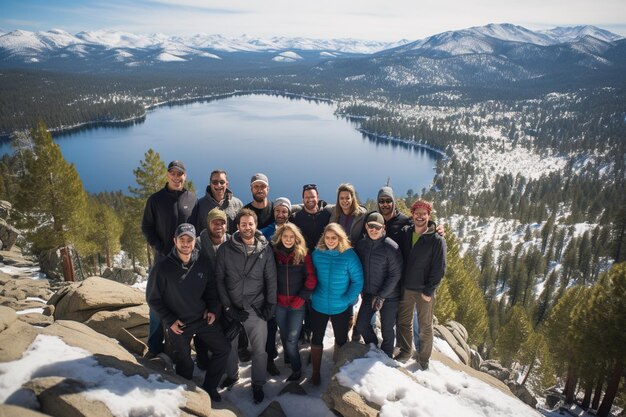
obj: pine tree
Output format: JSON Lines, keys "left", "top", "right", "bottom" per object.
{"left": 13, "top": 121, "right": 91, "bottom": 278}
{"left": 495, "top": 305, "right": 532, "bottom": 367}
{"left": 129, "top": 148, "right": 167, "bottom": 265}
{"left": 443, "top": 227, "right": 489, "bottom": 345}
{"left": 129, "top": 148, "right": 167, "bottom": 199}
{"left": 434, "top": 278, "right": 457, "bottom": 324}
{"left": 588, "top": 263, "right": 626, "bottom": 417}
{"left": 91, "top": 200, "right": 123, "bottom": 268}
{"left": 120, "top": 196, "right": 147, "bottom": 268}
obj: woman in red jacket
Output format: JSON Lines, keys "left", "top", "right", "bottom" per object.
{"left": 271, "top": 223, "right": 317, "bottom": 382}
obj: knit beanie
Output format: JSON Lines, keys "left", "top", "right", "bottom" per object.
{"left": 274, "top": 197, "right": 292, "bottom": 212}
{"left": 377, "top": 186, "right": 395, "bottom": 202}
{"left": 207, "top": 208, "right": 228, "bottom": 225}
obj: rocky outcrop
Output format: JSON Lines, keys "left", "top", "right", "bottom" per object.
{"left": 48, "top": 278, "right": 149, "bottom": 355}
{"left": 1, "top": 315, "right": 217, "bottom": 417}
{"left": 101, "top": 267, "right": 137, "bottom": 286}
{"left": 0, "top": 200, "right": 11, "bottom": 220}
{"left": 51, "top": 277, "right": 145, "bottom": 322}
{"left": 480, "top": 359, "right": 512, "bottom": 382}
{"left": 0, "top": 218, "right": 19, "bottom": 251}
{"left": 37, "top": 246, "right": 82, "bottom": 282}
{"left": 507, "top": 381, "right": 538, "bottom": 408}
{"left": 0, "top": 404, "right": 51, "bottom": 417}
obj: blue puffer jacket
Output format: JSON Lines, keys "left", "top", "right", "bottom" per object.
{"left": 311, "top": 248, "right": 363, "bottom": 315}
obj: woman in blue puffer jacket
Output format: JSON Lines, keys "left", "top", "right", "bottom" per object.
{"left": 309, "top": 223, "right": 363, "bottom": 385}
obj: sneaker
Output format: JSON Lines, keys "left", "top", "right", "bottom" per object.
{"left": 419, "top": 361, "right": 429, "bottom": 371}
{"left": 219, "top": 376, "right": 239, "bottom": 390}
{"left": 207, "top": 389, "right": 222, "bottom": 403}
{"left": 252, "top": 384, "right": 264, "bottom": 404}
{"left": 267, "top": 359, "right": 280, "bottom": 376}
{"left": 286, "top": 371, "right": 301, "bottom": 382}
{"left": 394, "top": 351, "right": 411, "bottom": 363}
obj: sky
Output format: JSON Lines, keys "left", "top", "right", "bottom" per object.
{"left": 1, "top": 0, "right": 625, "bottom": 41}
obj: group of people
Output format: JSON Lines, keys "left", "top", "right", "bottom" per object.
{"left": 142, "top": 161, "right": 447, "bottom": 404}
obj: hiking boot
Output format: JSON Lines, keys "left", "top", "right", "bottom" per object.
{"left": 267, "top": 358, "right": 280, "bottom": 376}
{"left": 419, "top": 361, "right": 430, "bottom": 371}
{"left": 286, "top": 371, "right": 302, "bottom": 382}
{"left": 252, "top": 384, "right": 264, "bottom": 404}
{"left": 219, "top": 376, "right": 239, "bottom": 390}
{"left": 394, "top": 351, "right": 411, "bottom": 363}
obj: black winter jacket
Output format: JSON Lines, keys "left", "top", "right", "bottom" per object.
{"left": 384, "top": 210, "right": 412, "bottom": 245}
{"left": 291, "top": 202, "right": 332, "bottom": 253}
{"left": 146, "top": 248, "right": 218, "bottom": 331}
{"left": 355, "top": 233, "right": 403, "bottom": 301}
{"left": 399, "top": 224, "right": 446, "bottom": 297}
{"left": 215, "top": 230, "right": 277, "bottom": 310}
{"left": 141, "top": 184, "right": 197, "bottom": 257}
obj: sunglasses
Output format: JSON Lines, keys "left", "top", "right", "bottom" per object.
{"left": 378, "top": 199, "right": 393, "bottom": 204}
{"left": 367, "top": 222, "right": 383, "bottom": 230}
{"left": 211, "top": 180, "right": 226, "bottom": 185}
{"left": 303, "top": 183, "right": 317, "bottom": 191}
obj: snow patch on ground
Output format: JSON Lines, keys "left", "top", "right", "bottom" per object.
{"left": 337, "top": 348, "right": 540, "bottom": 417}
{"left": 0, "top": 335, "right": 187, "bottom": 416}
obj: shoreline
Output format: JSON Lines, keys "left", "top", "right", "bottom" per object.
{"left": 0, "top": 90, "right": 334, "bottom": 140}
{"left": 0, "top": 90, "right": 447, "bottom": 160}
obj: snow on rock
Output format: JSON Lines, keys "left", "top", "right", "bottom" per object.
{"left": 0, "top": 334, "right": 186, "bottom": 416}
{"left": 337, "top": 349, "right": 540, "bottom": 417}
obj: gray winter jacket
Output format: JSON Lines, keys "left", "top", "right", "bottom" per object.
{"left": 196, "top": 187, "right": 243, "bottom": 234}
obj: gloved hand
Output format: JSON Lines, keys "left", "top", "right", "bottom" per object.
{"left": 224, "top": 306, "right": 249, "bottom": 322}
{"left": 372, "top": 296, "right": 385, "bottom": 311}
{"left": 253, "top": 304, "right": 275, "bottom": 321}
{"left": 263, "top": 303, "right": 275, "bottom": 321}
{"left": 290, "top": 296, "right": 305, "bottom": 310}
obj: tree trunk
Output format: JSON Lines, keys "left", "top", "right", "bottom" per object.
{"left": 564, "top": 365, "right": 577, "bottom": 404}
{"left": 581, "top": 380, "right": 593, "bottom": 409}
{"left": 598, "top": 361, "right": 624, "bottom": 417}
{"left": 106, "top": 249, "right": 111, "bottom": 268}
{"left": 521, "top": 355, "right": 536, "bottom": 386}
{"left": 60, "top": 246, "right": 75, "bottom": 282}
{"left": 591, "top": 375, "right": 603, "bottom": 411}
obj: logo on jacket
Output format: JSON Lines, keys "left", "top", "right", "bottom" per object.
{"left": 197, "top": 272, "right": 204, "bottom": 279}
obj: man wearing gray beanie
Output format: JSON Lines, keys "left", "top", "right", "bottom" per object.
{"left": 377, "top": 186, "right": 411, "bottom": 245}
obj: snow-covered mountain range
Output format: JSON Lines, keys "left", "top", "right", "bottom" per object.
{"left": 0, "top": 23, "right": 622, "bottom": 70}
{"left": 0, "top": 28, "right": 407, "bottom": 66}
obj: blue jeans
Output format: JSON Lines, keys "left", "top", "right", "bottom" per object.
{"left": 148, "top": 308, "right": 164, "bottom": 354}
{"left": 275, "top": 305, "right": 305, "bottom": 372}
{"left": 413, "top": 307, "right": 420, "bottom": 351}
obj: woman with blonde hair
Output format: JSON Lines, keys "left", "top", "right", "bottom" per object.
{"left": 309, "top": 223, "right": 363, "bottom": 385}
{"left": 330, "top": 183, "right": 368, "bottom": 243}
{"left": 271, "top": 223, "right": 317, "bottom": 382}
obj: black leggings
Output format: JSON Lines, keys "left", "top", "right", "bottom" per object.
{"left": 310, "top": 306, "right": 351, "bottom": 347}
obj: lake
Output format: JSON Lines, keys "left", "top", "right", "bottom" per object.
{"left": 0, "top": 94, "right": 441, "bottom": 204}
